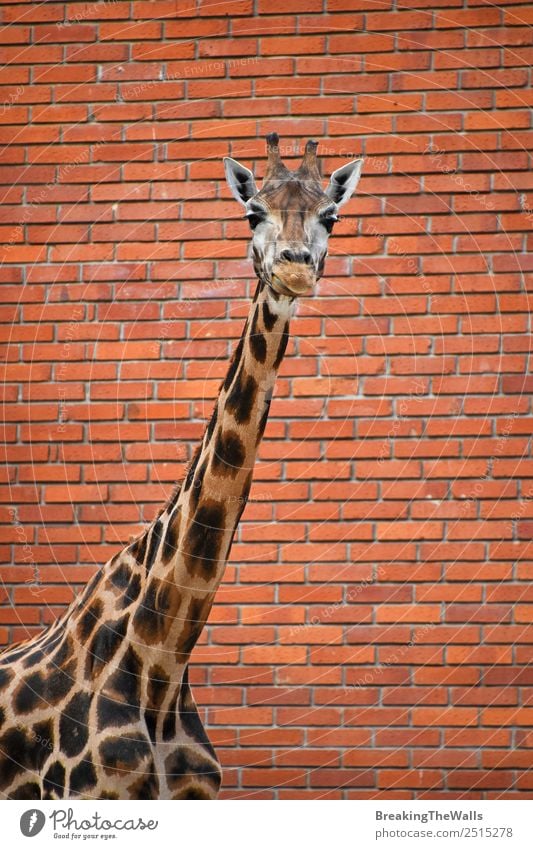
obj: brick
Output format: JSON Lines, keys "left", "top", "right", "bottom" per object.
{"left": 329, "top": 33, "right": 394, "bottom": 53}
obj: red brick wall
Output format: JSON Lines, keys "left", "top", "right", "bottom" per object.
{"left": 1, "top": 0, "right": 532, "bottom": 799}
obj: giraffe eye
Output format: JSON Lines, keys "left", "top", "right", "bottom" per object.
{"left": 246, "top": 213, "right": 264, "bottom": 230}
{"left": 320, "top": 216, "right": 339, "bottom": 234}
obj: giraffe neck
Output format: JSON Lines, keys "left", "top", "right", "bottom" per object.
{"left": 120, "top": 277, "right": 294, "bottom": 664}
{"left": 172, "top": 277, "right": 292, "bottom": 584}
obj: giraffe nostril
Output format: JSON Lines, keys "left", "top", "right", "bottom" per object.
{"left": 280, "top": 249, "right": 312, "bottom": 265}
{"left": 280, "top": 249, "right": 295, "bottom": 262}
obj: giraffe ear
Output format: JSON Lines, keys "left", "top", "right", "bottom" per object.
{"left": 224, "top": 157, "right": 258, "bottom": 207}
{"left": 325, "top": 158, "right": 363, "bottom": 209}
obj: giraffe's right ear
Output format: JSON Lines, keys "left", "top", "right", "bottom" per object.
{"left": 224, "top": 157, "right": 258, "bottom": 207}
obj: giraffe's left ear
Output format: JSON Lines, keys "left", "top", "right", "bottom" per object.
{"left": 325, "top": 158, "right": 364, "bottom": 209}
{"left": 224, "top": 157, "right": 258, "bottom": 207}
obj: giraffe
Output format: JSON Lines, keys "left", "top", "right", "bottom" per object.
{"left": 0, "top": 134, "right": 363, "bottom": 800}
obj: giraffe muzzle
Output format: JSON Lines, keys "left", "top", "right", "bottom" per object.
{"left": 270, "top": 262, "right": 316, "bottom": 297}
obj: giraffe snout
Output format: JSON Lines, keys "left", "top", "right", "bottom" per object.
{"left": 270, "top": 260, "right": 316, "bottom": 297}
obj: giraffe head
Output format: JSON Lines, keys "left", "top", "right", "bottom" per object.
{"left": 224, "top": 133, "right": 363, "bottom": 298}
